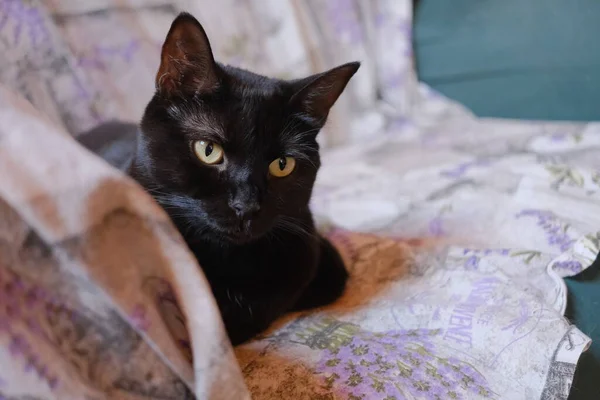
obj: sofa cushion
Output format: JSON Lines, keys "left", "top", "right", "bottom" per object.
{"left": 414, "top": 0, "right": 600, "bottom": 121}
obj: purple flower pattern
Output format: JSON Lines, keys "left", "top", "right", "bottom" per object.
{"left": 0, "top": 0, "right": 50, "bottom": 47}
{"left": 428, "top": 216, "right": 445, "bottom": 237}
{"left": 0, "top": 269, "right": 60, "bottom": 390}
{"left": 548, "top": 132, "right": 583, "bottom": 143}
{"left": 375, "top": 11, "right": 412, "bottom": 91}
{"left": 77, "top": 40, "right": 141, "bottom": 72}
{"left": 464, "top": 256, "right": 480, "bottom": 271}
{"left": 552, "top": 260, "right": 583, "bottom": 275}
{"left": 462, "top": 249, "right": 511, "bottom": 257}
{"left": 388, "top": 116, "right": 411, "bottom": 133}
{"left": 441, "top": 160, "right": 491, "bottom": 179}
{"left": 304, "top": 321, "right": 496, "bottom": 399}
{"left": 0, "top": 0, "right": 108, "bottom": 131}
{"left": 326, "top": 0, "right": 364, "bottom": 44}
{"left": 549, "top": 133, "right": 568, "bottom": 142}
{"left": 457, "top": 248, "right": 514, "bottom": 271}
{"left": 516, "top": 210, "right": 576, "bottom": 252}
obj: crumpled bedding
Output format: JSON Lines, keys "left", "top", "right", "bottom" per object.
{"left": 1, "top": 1, "right": 599, "bottom": 399}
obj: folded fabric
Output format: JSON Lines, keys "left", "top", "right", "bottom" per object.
{"left": 0, "top": 86, "right": 250, "bottom": 400}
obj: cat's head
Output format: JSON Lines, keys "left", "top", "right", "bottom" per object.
{"left": 136, "top": 12, "right": 359, "bottom": 244}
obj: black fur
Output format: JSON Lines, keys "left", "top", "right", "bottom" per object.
{"left": 80, "top": 12, "right": 359, "bottom": 345}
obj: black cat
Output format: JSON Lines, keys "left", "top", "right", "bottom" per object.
{"left": 78, "top": 12, "right": 359, "bottom": 345}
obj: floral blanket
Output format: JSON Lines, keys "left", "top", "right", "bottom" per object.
{"left": 1, "top": 0, "right": 599, "bottom": 399}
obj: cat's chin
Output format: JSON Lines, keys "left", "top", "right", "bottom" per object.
{"left": 214, "top": 229, "right": 263, "bottom": 245}
{"left": 221, "top": 233, "right": 257, "bottom": 245}
{"left": 211, "top": 222, "right": 270, "bottom": 245}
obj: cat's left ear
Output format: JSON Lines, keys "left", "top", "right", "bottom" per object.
{"left": 156, "top": 12, "right": 219, "bottom": 96}
{"left": 289, "top": 62, "right": 360, "bottom": 124}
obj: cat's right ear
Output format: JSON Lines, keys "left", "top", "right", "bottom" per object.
{"left": 156, "top": 12, "right": 219, "bottom": 96}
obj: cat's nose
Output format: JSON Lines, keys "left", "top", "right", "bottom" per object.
{"left": 229, "top": 201, "right": 261, "bottom": 220}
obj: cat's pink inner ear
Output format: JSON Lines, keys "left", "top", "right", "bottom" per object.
{"left": 290, "top": 62, "right": 360, "bottom": 123}
{"left": 156, "top": 13, "right": 219, "bottom": 96}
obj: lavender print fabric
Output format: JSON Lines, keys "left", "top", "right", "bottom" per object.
{"left": 1, "top": 0, "right": 599, "bottom": 399}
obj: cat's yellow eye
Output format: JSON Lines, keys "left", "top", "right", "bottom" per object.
{"left": 193, "top": 140, "right": 224, "bottom": 165}
{"left": 269, "top": 156, "right": 296, "bottom": 178}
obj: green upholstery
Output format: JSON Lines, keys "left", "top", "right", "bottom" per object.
{"left": 413, "top": 0, "right": 600, "bottom": 121}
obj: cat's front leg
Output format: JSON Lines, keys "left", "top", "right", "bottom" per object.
{"left": 291, "top": 235, "right": 348, "bottom": 311}
{"left": 210, "top": 228, "right": 323, "bottom": 345}
{"left": 214, "top": 285, "right": 296, "bottom": 345}
{"left": 215, "top": 290, "right": 257, "bottom": 345}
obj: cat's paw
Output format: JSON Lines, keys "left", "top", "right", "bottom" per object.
{"left": 215, "top": 288, "right": 271, "bottom": 345}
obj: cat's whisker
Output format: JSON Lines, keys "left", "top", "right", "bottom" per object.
{"left": 284, "top": 219, "right": 315, "bottom": 237}
{"left": 274, "top": 216, "right": 316, "bottom": 241}
{"left": 234, "top": 294, "right": 243, "bottom": 308}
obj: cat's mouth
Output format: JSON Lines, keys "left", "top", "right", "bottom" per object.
{"left": 214, "top": 219, "right": 266, "bottom": 244}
